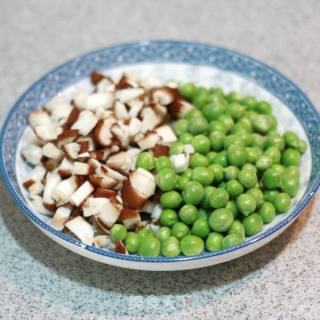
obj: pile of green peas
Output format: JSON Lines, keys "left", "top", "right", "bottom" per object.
{"left": 110, "top": 82, "right": 307, "bottom": 258}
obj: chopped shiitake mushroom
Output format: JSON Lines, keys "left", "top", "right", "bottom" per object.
{"left": 21, "top": 71, "right": 195, "bottom": 251}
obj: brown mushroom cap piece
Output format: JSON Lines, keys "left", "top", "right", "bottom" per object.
{"left": 93, "top": 118, "right": 116, "bottom": 147}
{"left": 121, "top": 179, "right": 148, "bottom": 209}
{"left": 118, "top": 207, "right": 141, "bottom": 230}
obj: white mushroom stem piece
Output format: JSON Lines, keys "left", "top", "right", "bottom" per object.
{"left": 42, "top": 143, "right": 63, "bottom": 160}
{"left": 155, "top": 125, "right": 177, "bottom": 143}
{"left": 71, "top": 111, "right": 98, "bottom": 136}
{"left": 43, "top": 172, "right": 62, "bottom": 205}
{"left": 69, "top": 181, "right": 95, "bottom": 207}
{"left": 52, "top": 176, "right": 79, "bottom": 205}
{"left": 73, "top": 162, "right": 91, "bottom": 175}
{"left": 21, "top": 144, "right": 42, "bottom": 165}
{"left": 115, "top": 88, "right": 144, "bottom": 103}
{"left": 51, "top": 206, "right": 72, "bottom": 231}
{"left": 65, "top": 216, "right": 94, "bottom": 245}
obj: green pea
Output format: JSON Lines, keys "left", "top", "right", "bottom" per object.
{"left": 208, "top": 120, "right": 227, "bottom": 134}
{"left": 246, "top": 188, "right": 264, "bottom": 208}
{"left": 202, "top": 102, "right": 227, "bottom": 121}
{"left": 213, "top": 151, "right": 229, "bottom": 167}
{"left": 265, "top": 132, "right": 285, "bottom": 151}
{"left": 224, "top": 166, "right": 240, "bottom": 180}
{"left": 263, "top": 190, "right": 279, "bottom": 204}
{"left": 138, "top": 237, "right": 160, "bottom": 257}
{"left": 175, "top": 175, "right": 190, "bottom": 191}
{"left": 226, "top": 145, "right": 246, "bottom": 167}
{"left": 251, "top": 133, "right": 266, "bottom": 150}
{"left": 171, "top": 222, "right": 189, "bottom": 240}
{"left": 209, "top": 188, "right": 229, "bottom": 208}
{"left": 209, "top": 131, "right": 225, "bottom": 151}
{"left": 135, "top": 151, "right": 155, "bottom": 171}
{"left": 161, "top": 236, "right": 181, "bottom": 257}
{"left": 228, "top": 220, "right": 245, "bottom": 240}
{"left": 218, "top": 181, "right": 227, "bottom": 189}
{"left": 221, "top": 234, "right": 243, "bottom": 249}
{"left": 125, "top": 232, "right": 139, "bottom": 253}
{"left": 267, "top": 114, "right": 277, "bottom": 130}
{"left": 226, "top": 91, "right": 242, "bottom": 103}
{"left": 137, "top": 228, "right": 154, "bottom": 240}
{"left": 285, "top": 166, "right": 300, "bottom": 179}
{"left": 224, "top": 134, "right": 244, "bottom": 150}
{"left": 207, "top": 151, "right": 217, "bottom": 164}
{"left": 252, "top": 114, "right": 272, "bottom": 134}
{"left": 184, "top": 109, "right": 202, "bottom": 120}
{"left": 297, "top": 139, "right": 308, "bottom": 154}
{"left": 189, "top": 116, "right": 208, "bottom": 135}
{"left": 283, "top": 131, "right": 299, "bottom": 148}
{"left": 180, "top": 235, "right": 204, "bottom": 256}
{"left": 241, "top": 96, "right": 257, "bottom": 110}
{"left": 243, "top": 213, "right": 263, "bottom": 236}
{"left": 256, "top": 155, "right": 272, "bottom": 171}
{"left": 160, "top": 191, "right": 182, "bottom": 209}
{"left": 206, "top": 232, "right": 223, "bottom": 251}
{"left": 191, "top": 219, "right": 211, "bottom": 238}
{"left": 245, "top": 147, "right": 262, "bottom": 163}
{"left": 182, "top": 181, "right": 205, "bottom": 205}
{"left": 200, "top": 186, "right": 216, "bottom": 209}
{"left": 236, "top": 194, "right": 256, "bottom": 216}
{"left": 179, "top": 132, "right": 194, "bottom": 144}
{"left": 190, "top": 153, "right": 209, "bottom": 168}
{"left": 179, "top": 82, "right": 197, "bottom": 99}
{"left": 242, "top": 163, "right": 257, "bottom": 172}
{"left": 172, "top": 119, "right": 189, "bottom": 136}
{"left": 208, "top": 208, "right": 234, "bottom": 232}
{"left": 264, "top": 147, "right": 281, "bottom": 165}
{"left": 218, "top": 115, "right": 234, "bottom": 133}
{"left": 238, "top": 169, "right": 258, "bottom": 189}
{"left": 193, "top": 93, "right": 211, "bottom": 109}
{"left": 262, "top": 168, "right": 282, "bottom": 189}
{"left": 181, "top": 168, "right": 193, "bottom": 179}
{"left": 226, "top": 103, "right": 245, "bottom": 120}
{"left": 281, "top": 148, "right": 301, "bottom": 167}
{"left": 160, "top": 209, "right": 178, "bottom": 226}
{"left": 155, "top": 156, "right": 173, "bottom": 172}
{"left": 237, "top": 117, "right": 253, "bottom": 132}
{"left": 258, "top": 202, "right": 276, "bottom": 224}
{"left": 169, "top": 142, "right": 184, "bottom": 156}
{"left": 197, "top": 208, "right": 209, "bottom": 220}
{"left": 191, "top": 167, "right": 214, "bottom": 186}
{"left": 274, "top": 193, "right": 291, "bottom": 213}
{"left": 111, "top": 224, "right": 127, "bottom": 242}
{"left": 156, "top": 168, "right": 177, "bottom": 191}
{"left": 226, "top": 179, "right": 244, "bottom": 198}
{"left": 226, "top": 200, "right": 239, "bottom": 218}
{"left": 156, "top": 227, "right": 171, "bottom": 242}
{"left": 209, "top": 164, "right": 224, "bottom": 183}
{"left": 271, "top": 164, "right": 285, "bottom": 176}
{"left": 192, "top": 135, "right": 211, "bottom": 154}
{"left": 255, "top": 101, "right": 272, "bottom": 114}
{"left": 238, "top": 129, "right": 253, "bottom": 146}
{"left": 179, "top": 204, "right": 198, "bottom": 225}
{"left": 281, "top": 174, "right": 299, "bottom": 197}
{"left": 210, "top": 87, "right": 225, "bottom": 98}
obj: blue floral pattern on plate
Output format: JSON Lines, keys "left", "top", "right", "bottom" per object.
{"left": 0, "top": 40, "right": 319, "bottom": 263}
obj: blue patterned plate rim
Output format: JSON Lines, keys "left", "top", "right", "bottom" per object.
{"left": 0, "top": 40, "right": 319, "bottom": 263}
